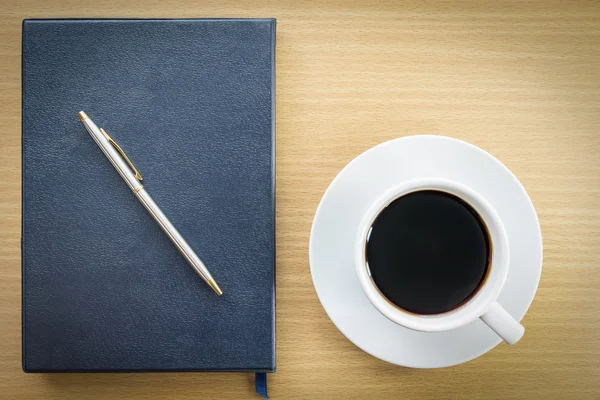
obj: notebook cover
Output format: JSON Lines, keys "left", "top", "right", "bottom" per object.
{"left": 22, "top": 18, "right": 275, "bottom": 372}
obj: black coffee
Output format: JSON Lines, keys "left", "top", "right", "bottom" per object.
{"left": 366, "top": 190, "right": 491, "bottom": 315}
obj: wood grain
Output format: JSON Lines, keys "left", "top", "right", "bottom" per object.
{"left": 1, "top": 0, "right": 599, "bottom": 398}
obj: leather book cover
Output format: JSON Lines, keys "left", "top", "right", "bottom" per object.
{"left": 22, "top": 18, "right": 276, "bottom": 372}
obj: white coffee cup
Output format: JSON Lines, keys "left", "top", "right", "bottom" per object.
{"left": 355, "top": 178, "right": 525, "bottom": 344}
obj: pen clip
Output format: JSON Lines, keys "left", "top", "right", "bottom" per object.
{"left": 100, "top": 128, "right": 143, "bottom": 182}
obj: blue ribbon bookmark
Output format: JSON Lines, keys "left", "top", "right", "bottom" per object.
{"left": 255, "top": 373, "right": 268, "bottom": 398}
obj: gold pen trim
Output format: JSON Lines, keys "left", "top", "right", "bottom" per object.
{"left": 100, "top": 128, "right": 143, "bottom": 182}
{"left": 133, "top": 185, "right": 144, "bottom": 194}
{"left": 207, "top": 279, "right": 223, "bottom": 296}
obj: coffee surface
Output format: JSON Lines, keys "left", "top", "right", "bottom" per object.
{"left": 366, "top": 190, "right": 491, "bottom": 315}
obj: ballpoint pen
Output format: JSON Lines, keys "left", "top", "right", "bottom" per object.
{"left": 77, "top": 111, "right": 223, "bottom": 296}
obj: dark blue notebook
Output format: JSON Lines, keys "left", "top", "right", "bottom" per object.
{"left": 22, "top": 19, "right": 275, "bottom": 374}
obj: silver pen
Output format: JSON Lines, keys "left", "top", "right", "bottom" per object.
{"left": 78, "top": 111, "right": 223, "bottom": 296}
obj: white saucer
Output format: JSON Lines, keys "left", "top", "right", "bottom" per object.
{"left": 309, "top": 135, "right": 543, "bottom": 368}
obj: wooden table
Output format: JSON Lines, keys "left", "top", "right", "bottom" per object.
{"left": 1, "top": 1, "right": 599, "bottom": 398}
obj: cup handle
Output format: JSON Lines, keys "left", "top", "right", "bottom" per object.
{"left": 479, "top": 302, "right": 525, "bottom": 345}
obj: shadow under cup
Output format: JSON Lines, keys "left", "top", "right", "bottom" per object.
{"left": 364, "top": 189, "right": 493, "bottom": 316}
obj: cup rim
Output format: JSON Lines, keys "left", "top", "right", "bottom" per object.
{"left": 355, "top": 177, "right": 510, "bottom": 332}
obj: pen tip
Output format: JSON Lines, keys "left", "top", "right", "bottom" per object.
{"left": 208, "top": 278, "right": 223, "bottom": 296}
{"left": 78, "top": 111, "right": 88, "bottom": 122}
